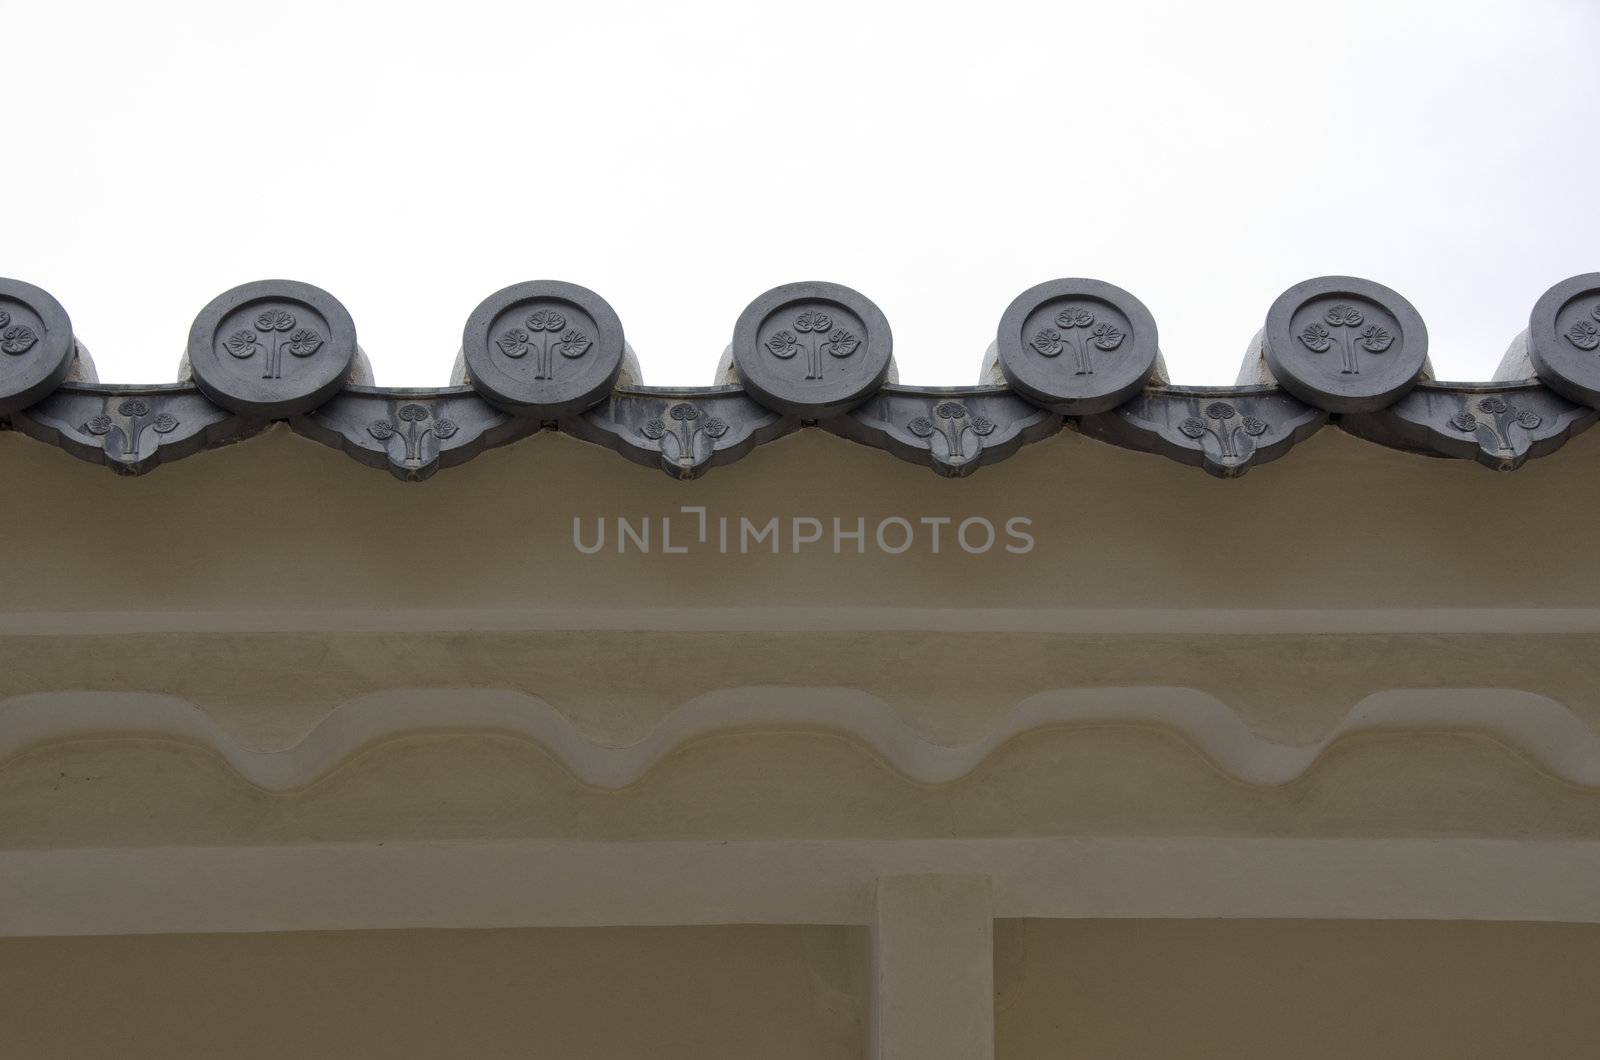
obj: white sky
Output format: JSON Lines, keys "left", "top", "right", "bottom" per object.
{"left": 3, "top": 0, "right": 1597, "bottom": 387}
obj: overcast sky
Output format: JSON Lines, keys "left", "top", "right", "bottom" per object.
{"left": 4, "top": 0, "right": 1597, "bottom": 387}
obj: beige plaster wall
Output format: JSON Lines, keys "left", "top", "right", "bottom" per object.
{"left": 5, "top": 401, "right": 1600, "bottom": 1020}
{"left": 4, "top": 421, "right": 1600, "bottom": 620}
{"left": 0, "top": 925, "right": 867, "bottom": 1059}
{"left": 8, "top": 630, "right": 1600, "bottom": 748}
{"left": 996, "top": 919, "right": 1600, "bottom": 1059}
{"left": 4, "top": 413, "right": 1600, "bottom": 853}
{"left": 5, "top": 727, "right": 1599, "bottom": 850}
{"left": 8, "top": 919, "right": 1598, "bottom": 1059}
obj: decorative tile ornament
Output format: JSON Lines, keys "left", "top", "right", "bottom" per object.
{"left": 462, "top": 280, "right": 626, "bottom": 419}
{"left": 186, "top": 280, "right": 358, "bottom": 418}
{"left": 0, "top": 278, "right": 79, "bottom": 415}
{"left": 16, "top": 272, "right": 1600, "bottom": 482}
{"left": 732, "top": 282, "right": 893, "bottom": 420}
{"left": 1263, "top": 276, "right": 1428, "bottom": 413}
{"left": 9, "top": 385, "right": 260, "bottom": 475}
{"left": 827, "top": 387, "right": 1061, "bottom": 477}
{"left": 1340, "top": 382, "right": 1595, "bottom": 472}
{"left": 1527, "top": 273, "right": 1600, "bottom": 409}
{"left": 995, "top": 278, "right": 1160, "bottom": 414}
{"left": 293, "top": 388, "right": 535, "bottom": 482}
{"left": 563, "top": 387, "right": 797, "bottom": 479}
{"left": 1078, "top": 386, "right": 1327, "bottom": 478}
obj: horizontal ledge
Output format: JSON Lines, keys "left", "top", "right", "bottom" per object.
{"left": 2, "top": 838, "right": 1597, "bottom": 936}
{"left": 6, "top": 377, "right": 1599, "bottom": 481}
{"left": 5, "top": 607, "right": 1600, "bottom": 637}
{"left": 7, "top": 683, "right": 1600, "bottom": 788}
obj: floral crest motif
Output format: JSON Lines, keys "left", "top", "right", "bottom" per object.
{"left": 224, "top": 305, "right": 323, "bottom": 379}
{"left": 1325, "top": 304, "right": 1364, "bottom": 327}
{"left": 1029, "top": 305, "right": 1123, "bottom": 375}
{"left": 825, "top": 330, "right": 860, "bottom": 358}
{"left": 79, "top": 397, "right": 180, "bottom": 459}
{"left": 496, "top": 327, "right": 531, "bottom": 357}
{"left": 224, "top": 330, "right": 257, "bottom": 357}
{"left": 255, "top": 308, "right": 296, "bottom": 332}
{"left": 641, "top": 402, "right": 729, "bottom": 470}
{"left": 906, "top": 401, "right": 995, "bottom": 465}
{"left": 1448, "top": 395, "right": 1543, "bottom": 454}
{"left": 1029, "top": 328, "right": 1062, "bottom": 355}
{"left": 495, "top": 307, "right": 588, "bottom": 380}
{"left": 767, "top": 309, "right": 859, "bottom": 380}
{"left": 526, "top": 309, "right": 566, "bottom": 332}
{"left": 557, "top": 329, "right": 591, "bottom": 359}
{"left": 1299, "top": 323, "right": 1331, "bottom": 351}
{"left": 1177, "top": 400, "right": 1268, "bottom": 462}
{"left": 1299, "top": 301, "right": 1392, "bottom": 374}
{"left": 287, "top": 328, "right": 324, "bottom": 358}
{"left": 1, "top": 324, "right": 39, "bottom": 355}
{"left": 794, "top": 311, "right": 832, "bottom": 333}
{"left": 766, "top": 330, "right": 800, "bottom": 359}
{"left": 1566, "top": 312, "right": 1600, "bottom": 352}
{"left": 366, "top": 403, "right": 458, "bottom": 468}
{"left": 0, "top": 308, "right": 36, "bottom": 356}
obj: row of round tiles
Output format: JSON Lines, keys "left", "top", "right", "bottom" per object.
{"left": 2, "top": 274, "right": 1599, "bottom": 419}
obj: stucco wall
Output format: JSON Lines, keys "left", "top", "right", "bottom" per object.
{"left": 997, "top": 919, "right": 1600, "bottom": 1059}
{"left": 5, "top": 411, "right": 1600, "bottom": 1057}
{"left": 0, "top": 926, "right": 867, "bottom": 1059}
{"left": 7, "top": 920, "right": 1597, "bottom": 1058}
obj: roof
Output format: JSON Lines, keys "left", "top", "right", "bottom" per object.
{"left": 2, "top": 272, "right": 1598, "bottom": 480}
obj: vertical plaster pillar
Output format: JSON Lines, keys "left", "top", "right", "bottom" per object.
{"left": 872, "top": 874, "right": 994, "bottom": 1060}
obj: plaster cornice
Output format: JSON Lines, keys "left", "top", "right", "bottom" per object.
{"left": 4, "top": 686, "right": 1597, "bottom": 792}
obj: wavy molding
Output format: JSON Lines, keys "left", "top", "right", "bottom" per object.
{"left": 1, "top": 686, "right": 1598, "bottom": 792}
